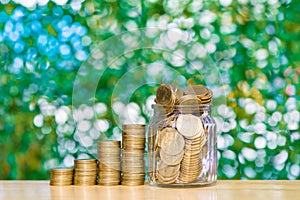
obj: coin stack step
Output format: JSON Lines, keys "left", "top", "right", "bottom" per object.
{"left": 50, "top": 168, "right": 74, "bottom": 186}
{"left": 98, "top": 140, "right": 121, "bottom": 186}
{"left": 74, "top": 159, "right": 98, "bottom": 186}
{"left": 121, "top": 124, "right": 146, "bottom": 186}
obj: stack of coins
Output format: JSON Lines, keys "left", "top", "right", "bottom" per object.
{"left": 74, "top": 159, "right": 98, "bottom": 185}
{"left": 97, "top": 140, "right": 121, "bottom": 186}
{"left": 50, "top": 168, "right": 74, "bottom": 186}
{"left": 121, "top": 124, "right": 146, "bottom": 186}
{"left": 155, "top": 127, "right": 184, "bottom": 184}
{"left": 176, "top": 115, "right": 206, "bottom": 183}
{"left": 154, "top": 84, "right": 213, "bottom": 116}
{"left": 182, "top": 85, "right": 213, "bottom": 105}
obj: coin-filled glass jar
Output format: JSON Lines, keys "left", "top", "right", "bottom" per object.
{"left": 148, "top": 104, "right": 217, "bottom": 187}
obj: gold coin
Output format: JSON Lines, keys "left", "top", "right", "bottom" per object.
{"left": 176, "top": 114, "right": 204, "bottom": 139}
{"left": 160, "top": 150, "right": 184, "bottom": 166}
{"left": 178, "top": 95, "right": 202, "bottom": 105}
{"left": 98, "top": 181, "right": 120, "bottom": 186}
{"left": 122, "top": 173, "right": 145, "bottom": 177}
{"left": 157, "top": 162, "right": 180, "bottom": 178}
{"left": 74, "top": 159, "right": 97, "bottom": 164}
{"left": 122, "top": 124, "right": 146, "bottom": 129}
{"left": 98, "top": 140, "right": 121, "bottom": 146}
{"left": 160, "top": 114, "right": 176, "bottom": 127}
{"left": 122, "top": 152, "right": 145, "bottom": 157}
{"left": 121, "top": 181, "right": 145, "bottom": 186}
{"left": 156, "top": 171, "right": 179, "bottom": 184}
{"left": 155, "top": 84, "right": 175, "bottom": 105}
{"left": 51, "top": 167, "right": 74, "bottom": 173}
{"left": 50, "top": 169, "right": 73, "bottom": 186}
{"left": 157, "top": 127, "right": 185, "bottom": 156}
{"left": 122, "top": 168, "right": 145, "bottom": 174}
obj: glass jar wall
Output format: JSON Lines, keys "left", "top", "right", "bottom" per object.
{"left": 148, "top": 104, "right": 217, "bottom": 187}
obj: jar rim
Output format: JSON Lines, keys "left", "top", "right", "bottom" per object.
{"left": 151, "top": 104, "right": 212, "bottom": 109}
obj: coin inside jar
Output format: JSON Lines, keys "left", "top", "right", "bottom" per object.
{"left": 176, "top": 114, "right": 204, "bottom": 139}
{"left": 160, "top": 150, "right": 184, "bottom": 166}
{"left": 157, "top": 127, "right": 185, "bottom": 156}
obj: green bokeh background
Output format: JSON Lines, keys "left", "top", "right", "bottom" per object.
{"left": 0, "top": 0, "right": 299, "bottom": 180}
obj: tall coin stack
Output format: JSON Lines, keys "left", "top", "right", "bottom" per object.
{"left": 50, "top": 168, "right": 74, "bottom": 186}
{"left": 97, "top": 140, "right": 121, "bottom": 186}
{"left": 121, "top": 124, "right": 146, "bottom": 186}
{"left": 73, "top": 159, "right": 98, "bottom": 185}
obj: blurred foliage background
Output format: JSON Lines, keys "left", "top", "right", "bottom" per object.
{"left": 0, "top": 0, "right": 299, "bottom": 180}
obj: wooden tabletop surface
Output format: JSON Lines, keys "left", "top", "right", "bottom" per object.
{"left": 0, "top": 180, "right": 299, "bottom": 200}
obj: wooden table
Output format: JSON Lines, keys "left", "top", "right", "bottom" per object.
{"left": 0, "top": 180, "right": 299, "bottom": 200}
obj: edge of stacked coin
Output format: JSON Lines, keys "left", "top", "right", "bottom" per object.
{"left": 73, "top": 159, "right": 98, "bottom": 186}
{"left": 98, "top": 140, "right": 121, "bottom": 186}
{"left": 50, "top": 167, "right": 74, "bottom": 186}
{"left": 121, "top": 124, "right": 146, "bottom": 186}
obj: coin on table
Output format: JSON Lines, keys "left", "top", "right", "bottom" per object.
{"left": 157, "top": 127, "right": 185, "bottom": 156}
{"left": 121, "top": 181, "right": 145, "bottom": 186}
{"left": 176, "top": 114, "right": 203, "bottom": 139}
{"left": 122, "top": 124, "right": 146, "bottom": 129}
{"left": 98, "top": 140, "right": 121, "bottom": 146}
{"left": 50, "top": 168, "right": 74, "bottom": 186}
{"left": 122, "top": 168, "right": 145, "bottom": 174}
{"left": 98, "top": 181, "right": 120, "bottom": 186}
{"left": 121, "top": 173, "right": 145, "bottom": 186}
{"left": 74, "top": 159, "right": 98, "bottom": 186}
{"left": 122, "top": 173, "right": 145, "bottom": 179}
{"left": 122, "top": 150, "right": 145, "bottom": 157}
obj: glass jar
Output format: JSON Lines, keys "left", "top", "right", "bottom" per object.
{"left": 147, "top": 104, "right": 217, "bottom": 187}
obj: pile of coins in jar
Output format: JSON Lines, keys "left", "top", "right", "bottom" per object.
{"left": 148, "top": 83, "right": 214, "bottom": 184}
{"left": 50, "top": 124, "right": 146, "bottom": 186}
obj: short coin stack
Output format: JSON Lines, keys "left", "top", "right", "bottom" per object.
{"left": 121, "top": 124, "right": 146, "bottom": 186}
{"left": 73, "top": 159, "right": 98, "bottom": 185}
{"left": 98, "top": 141, "right": 121, "bottom": 186}
{"left": 50, "top": 168, "right": 74, "bottom": 186}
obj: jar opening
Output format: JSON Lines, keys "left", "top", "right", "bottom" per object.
{"left": 151, "top": 104, "right": 211, "bottom": 110}
{"left": 151, "top": 104, "right": 211, "bottom": 115}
